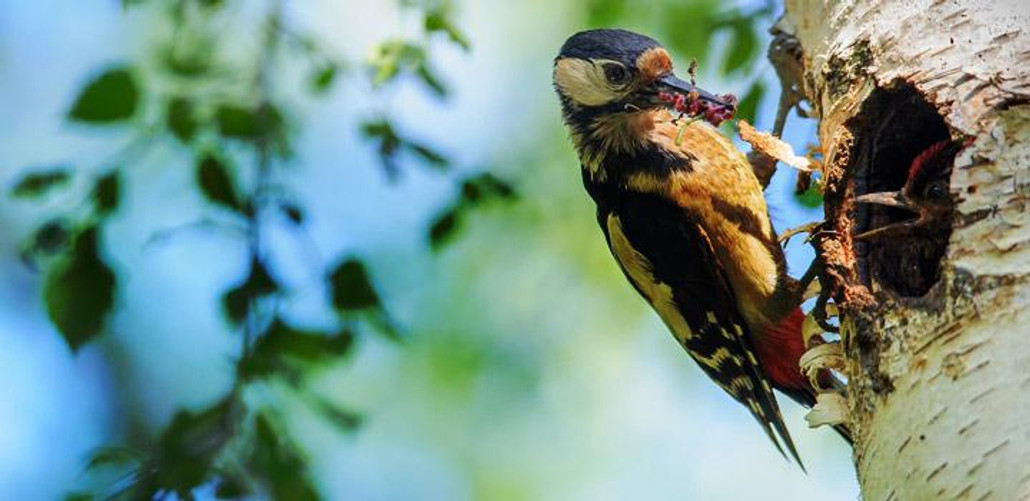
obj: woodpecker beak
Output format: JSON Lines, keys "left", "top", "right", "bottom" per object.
{"left": 648, "top": 74, "right": 737, "bottom": 112}
{"left": 853, "top": 190, "right": 925, "bottom": 240}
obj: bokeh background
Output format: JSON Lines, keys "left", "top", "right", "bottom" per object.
{"left": 0, "top": 0, "right": 857, "bottom": 499}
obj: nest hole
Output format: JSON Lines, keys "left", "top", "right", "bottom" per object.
{"left": 850, "top": 84, "right": 954, "bottom": 298}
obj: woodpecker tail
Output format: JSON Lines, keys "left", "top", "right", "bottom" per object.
{"left": 755, "top": 307, "right": 853, "bottom": 445}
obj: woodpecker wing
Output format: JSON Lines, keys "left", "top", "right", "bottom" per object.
{"left": 598, "top": 190, "right": 803, "bottom": 467}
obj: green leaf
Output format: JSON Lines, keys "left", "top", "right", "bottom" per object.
{"left": 329, "top": 258, "right": 380, "bottom": 312}
{"left": 10, "top": 168, "right": 71, "bottom": 198}
{"left": 795, "top": 183, "right": 825, "bottom": 208}
{"left": 463, "top": 173, "right": 516, "bottom": 203}
{"left": 214, "top": 474, "right": 249, "bottom": 499}
{"left": 309, "top": 395, "right": 362, "bottom": 432}
{"left": 44, "top": 226, "right": 116, "bottom": 351}
{"left": 722, "top": 21, "right": 759, "bottom": 75}
{"left": 239, "top": 318, "right": 354, "bottom": 380}
{"left": 222, "top": 286, "right": 249, "bottom": 326}
{"left": 215, "top": 105, "right": 258, "bottom": 139}
{"left": 424, "top": 10, "right": 470, "bottom": 51}
{"left": 361, "top": 119, "right": 402, "bottom": 178}
{"left": 92, "top": 171, "right": 121, "bottom": 216}
{"left": 735, "top": 81, "right": 766, "bottom": 125}
{"left": 196, "top": 154, "right": 242, "bottom": 211}
{"left": 408, "top": 142, "right": 448, "bottom": 170}
{"left": 461, "top": 180, "right": 483, "bottom": 204}
{"left": 166, "top": 97, "right": 198, "bottom": 143}
{"left": 476, "top": 173, "right": 516, "bottom": 198}
{"left": 26, "top": 219, "right": 71, "bottom": 256}
{"left": 68, "top": 68, "right": 140, "bottom": 123}
{"left": 310, "top": 64, "right": 338, "bottom": 95}
{"left": 415, "top": 63, "right": 447, "bottom": 97}
{"left": 368, "top": 41, "right": 403, "bottom": 87}
{"left": 215, "top": 104, "right": 286, "bottom": 151}
{"left": 368, "top": 40, "right": 426, "bottom": 88}
{"left": 222, "top": 257, "right": 278, "bottom": 325}
{"left": 161, "top": 48, "right": 211, "bottom": 77}
{"left": 360, "top": 119, "right": 394, "bottom": 140}
{"left": 86, "top": 447, "right": 142, "bottom": 470}
{"left": 251, "top": 413, "right": 320, "bottom": 501}
{"left": 428, "top": 207, "right": 460, "bottom": 250}
{"left": 153, "top": 398, "right": 236, "bottom": 497}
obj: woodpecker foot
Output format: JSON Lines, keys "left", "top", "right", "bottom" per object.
{"left": 786, "top": 225, "right": 842, "bottom": 335}
{"left": 805, "top": 392, "right": 848, "bottom": 428}
{"left": 801, "top": 277, "right": 821, "bottom": 303}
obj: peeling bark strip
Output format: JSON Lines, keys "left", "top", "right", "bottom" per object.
{"left": 780, "top": 0, "right": 1030, "bottom": 498}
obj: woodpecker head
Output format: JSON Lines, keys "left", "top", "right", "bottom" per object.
{"left": 553, "top": 29, "right": 736, "bottom": 156}
{"left": 855, "top": 140, "right": 961, "bottom": 240}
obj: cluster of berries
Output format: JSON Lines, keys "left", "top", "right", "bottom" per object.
{"left": 659, "top": 90, "right": 738, "bottom": 127}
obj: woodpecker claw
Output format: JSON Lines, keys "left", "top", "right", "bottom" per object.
{"left": 801, "top": 303, "right": 838, "bottom": 348}
{"left": 801, "top": 277, "right": 821, "bottom": 302}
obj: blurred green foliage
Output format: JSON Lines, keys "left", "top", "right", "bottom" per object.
{"left": 7, "top": 0, "right": 511, "bottom": 498}
{"left": 9, "top": 168, "right": 71, "bottom": 198}
{"left": 5, "top": 0, "right": 819, "bottom": 498}
{"left": 67, "top": 68, "right": 141, "bottom": 123}
{"left": 44, "top": 227, "right": 116, "bottom": 351}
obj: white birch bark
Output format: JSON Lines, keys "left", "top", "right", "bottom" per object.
{"left": 779, "top": 0, "right": 1030, "bottom": 498}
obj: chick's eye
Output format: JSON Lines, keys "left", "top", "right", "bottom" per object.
{"left": 602, "top": 63, "right": 629, "bottom": 85}
{"left": 924, "top": 181, "right": 947, "bottom": 200}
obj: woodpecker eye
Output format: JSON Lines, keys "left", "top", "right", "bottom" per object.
{"left": 924, "top": 181, "right": 947, "bottom": 200}
{"left": 602, "top": 63, "right": 630, "bottom": 85}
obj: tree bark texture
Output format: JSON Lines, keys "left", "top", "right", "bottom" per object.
{"left": 780, "top": 0, "right": 1030, "bottom": 499}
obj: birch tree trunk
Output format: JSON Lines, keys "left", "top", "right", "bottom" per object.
{"left": 777, "top": 0, "right": 1030, "bottom": 498}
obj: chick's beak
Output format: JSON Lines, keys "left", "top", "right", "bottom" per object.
{"left": 853, "top": 191, "right": 917, "bottom": 212}
{"left": 853, "top": 190, "right": 925, "bottom": 240}
{"left": 648, "top": 74, "right": 737, "bottom": 111}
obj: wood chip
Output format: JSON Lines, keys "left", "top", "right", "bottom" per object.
{"left": 738, "top": 120, "right": 814, "bottom": 172}
{"left": 800, "top": 342, "right": 846, "bottom": 389}
{"left": 805, "top": 392, "right": 849, "bottom": 428}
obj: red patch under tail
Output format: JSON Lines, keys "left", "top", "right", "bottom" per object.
{"left": 753, "top": 308, "right": 811, "bottom": 397}
{"left": 754, "top": 308, "right": 854, "bottom": 444}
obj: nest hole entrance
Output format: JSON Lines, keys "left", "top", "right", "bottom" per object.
{"left": 851, "top": 84, "right": 954, "bottom": 298}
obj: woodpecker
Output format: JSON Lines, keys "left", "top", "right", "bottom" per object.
{"left": 855, "top": 140, "right": 960, "bottom": 240}
{"left": 854, "top": 140, "right": 960, "bottom": 295}
{"left": 553, "top": 29, "right": 835, "bottom": 466}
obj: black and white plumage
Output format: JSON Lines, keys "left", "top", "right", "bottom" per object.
{"left": 554, "top": 29, "right": 824, "bottom": 466}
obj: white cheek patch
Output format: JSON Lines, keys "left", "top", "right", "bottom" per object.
{"left": 554, "top": 58, "right": 621, "bottom": 107}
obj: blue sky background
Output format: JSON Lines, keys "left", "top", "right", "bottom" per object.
{"left": 0, "top": 1, "right": 854, "bottom": 499}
